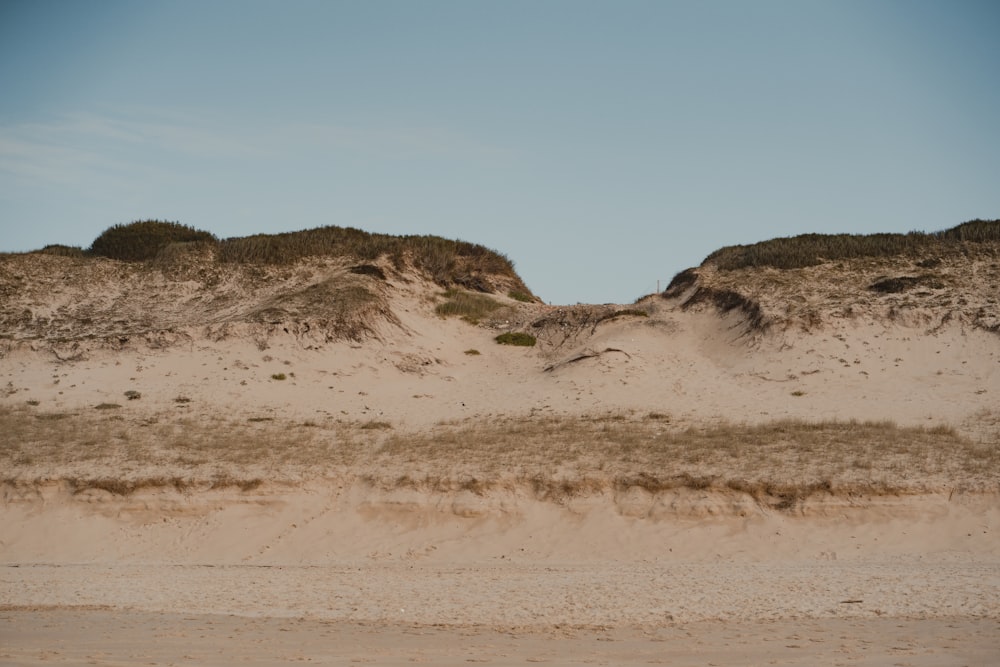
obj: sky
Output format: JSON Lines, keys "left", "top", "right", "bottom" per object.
{"left": 1, "top": 1, "right": 998, "bottom": 305}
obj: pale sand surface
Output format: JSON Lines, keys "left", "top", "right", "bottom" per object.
{"left": 2, "top": 609, "right": 997, "bottom": 666}
{"left": 3, "top": 263, "right": 1000, "bottom": 664}
{"left": 2, "top": 489, "right": 999, "bottom": 665}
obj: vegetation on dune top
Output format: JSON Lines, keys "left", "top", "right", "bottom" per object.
{"left": 217, "top": 226, "right": 525, "bottom": 293}
{"left": 34, "top": 219, "right": 532, "bottom": 296}
{"left": 89, "top": 220, "right": 218, "bottom": 262}
{"left": 704, "top": 219, "right": 1000, "bottom": 271}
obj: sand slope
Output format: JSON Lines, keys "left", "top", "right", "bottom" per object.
{"left": 2, "top": 245, "right": 999, "bottom": 665}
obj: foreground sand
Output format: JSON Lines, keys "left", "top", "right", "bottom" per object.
{"left": 3, "top": 609, "right": 997, "bottom": 666}
{"left": 2, "top": 484, "right": 999, "bottom": 665}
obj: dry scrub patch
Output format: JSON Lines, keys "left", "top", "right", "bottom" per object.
{"left": 2, "top": 406, "right": 996, "bottom": 504}
{"left": 0, "top": 405, "right": 386, "bottom": 488}
{"left": 370, "top": 415, "right": 998, "bottom": 500}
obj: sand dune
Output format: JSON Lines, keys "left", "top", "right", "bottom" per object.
{"left": 2, "top": 230, "right": 999, "bottom": 664}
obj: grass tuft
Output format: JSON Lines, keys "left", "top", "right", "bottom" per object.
{"left": 495, "top": 332, "right": 537, "bottom": 346}
{"left": 435, "top": 289, "right": 505, "bottom": 324}
{"left": 508, "top": 289, "right": 534, "bottom": 303}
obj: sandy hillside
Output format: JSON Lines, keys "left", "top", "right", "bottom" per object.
{"left": 2, "top": 222, "right": 999, "bottom": 665}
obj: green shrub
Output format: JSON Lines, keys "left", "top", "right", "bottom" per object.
{"left": 508, "top": 289, "right": 534, "bottom": 303}
{"left": 495, "top": 332, "right": 536, "bottom": 346}
{"left": 464, "top": 349, "right": 481, "bottom": 355}
{"left": 435, "top": 289, "right": 504, "bottom": 324}
{"left": 271, "top": 373, "right": 287, "bottom": 381}
{"left": 89, "top": 220, "right": 217, "bottom": 262}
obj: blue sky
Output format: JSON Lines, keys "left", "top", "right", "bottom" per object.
{"left": 1, "top": 1, "right": 998, "bottom": 304}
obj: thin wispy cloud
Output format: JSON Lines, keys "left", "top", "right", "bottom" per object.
{"left": 0, "top": 127, "right": 140, "bottom": 191}
{"left": 281, "top": 122, "right": 516, "bottom": 162}
{"left": 0, "top": 109, "right": 512, "bottom": 193}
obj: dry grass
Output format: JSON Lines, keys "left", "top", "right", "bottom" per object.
{"left": 2, "top": 405, "right": 996, "bottom": 504}
{"left": 370, "top": 415, "right": 998, "bottom": 500}
{"left": 0, "top": 405, "right": 384, "bottom": 487}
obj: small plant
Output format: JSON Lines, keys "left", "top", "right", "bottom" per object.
{"left": 271, "top": 373, "right": 287, "bottom": 381}
{"left": 360, "top": 420, "right": 392, "bottom": 430}
{"left": 174, "top": 396, "right": 192, "bottom": 403}
{"left": 124, "top": 390, "right": 141, "bottom": 400}
{"left": 464, "top": 349, "right": 481, "bottom": 356}
{"left": 26, "top": 399, "right": 39, "bottom": 406}
{"left": 790, "top": 390, "right": 806, "bottom": 397}
{"left": 495, "top": 332, "right": 536, "bottom": 347}
{"left": 94, "top": 403, "right": 122, "bottom": 410}
{"left": 508, "top": 289, "right": 534, "bottom": 303}
{"left": 247, "top": 416, "right": 274, "bottom": 422}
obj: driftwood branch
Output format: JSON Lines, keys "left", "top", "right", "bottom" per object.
{"left": 543, "top": 347, "right": 631, "bottom": 373}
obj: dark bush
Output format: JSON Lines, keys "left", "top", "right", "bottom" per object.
{"left": 349, "top": 264, "right": 387, "bottom": 280}
{"left": 705, "top": 219, "right": 1000, "bottom": 271}
{"left": 508, "top": 289, "right": 534, "bottom": 303}
{"left": 936, "top": 219, "right": 1000, "bottom": 242}
{"left": 90, "top": 220, "right": 217, "bottom": 262}
{"left": 869, "top": 274, "right": 945, "bottom": 294}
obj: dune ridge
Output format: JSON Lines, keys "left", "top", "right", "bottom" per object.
{"left": 2, "top": 221, "right": 999, "bottom": 664}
